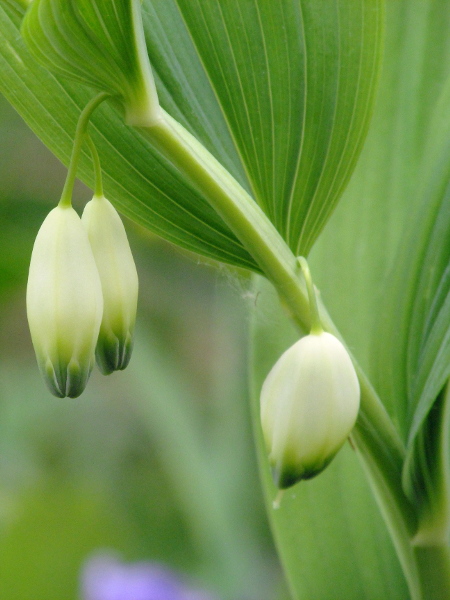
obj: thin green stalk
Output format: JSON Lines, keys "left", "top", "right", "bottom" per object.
{"left": 297, "top": 256, "right": 322, "bottom": 335}
{"left": 141, "top": 108, "right": 423, "bottom": 595}
{"left": 86, "top": 135, "right": 104, "bottom": 198}
{"left": 59, "top": 92, "right": 110, "bottom": 207}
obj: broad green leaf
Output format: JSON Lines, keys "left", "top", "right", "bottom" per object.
{"left": 250, "top": 277, "right": 408, "bottom": 600}
{"left": 1, "top": 0, "right": 383, "bottom": 272}
{"left": 406, "top": 176, "right": 450, "bottom": 442}
{"left": 173, "top": 0, "right": 384, "bottom": 255}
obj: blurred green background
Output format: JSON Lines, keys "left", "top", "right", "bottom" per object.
{"left": 0, "top": 95, "right": 285, "bottom": 600}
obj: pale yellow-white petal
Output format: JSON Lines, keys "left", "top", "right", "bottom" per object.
{"left": 27, "top": 205, "right": 103, "bottom": 398}
{"left": 82, "top": 196, "right": 138, "bottom": 375}
{"left": 260, "top": 332, "right": 360, "bottom": 488}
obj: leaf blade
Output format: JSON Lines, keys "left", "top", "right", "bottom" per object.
{"left": 174, "top": 0, "right": 384, "bottom": 254}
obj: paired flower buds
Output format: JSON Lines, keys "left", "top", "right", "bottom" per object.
{"left": 260, "top": 259, "right": 360, "bottom": 490}
{"left": 27, "top": 199, "right": 138, "bottom": 398}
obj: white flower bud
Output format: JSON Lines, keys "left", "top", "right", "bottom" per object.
{"left": 27, "top": 206, "right": 103, "bottom": 398}
{"left": 260, "top": 331, "right": 360, "bottom": 489}
{"left": 82, "top": 196, "right": 138, "bottom": 375}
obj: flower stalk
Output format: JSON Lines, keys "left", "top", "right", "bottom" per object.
{"left": 59, "top": 92, "right": 110, "bottom": 208}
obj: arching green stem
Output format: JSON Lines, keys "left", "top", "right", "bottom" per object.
{"left": 59, "top": 92, "right": 110, "bottom": 207}
{"left": 297, "top": 256, "right": 322, "bottom": 335}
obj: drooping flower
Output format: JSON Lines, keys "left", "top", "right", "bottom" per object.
{"left": 27, "top": 205, "right": 103, "bottom": 398}
{"left": 82, "top": 196, "right": 138, "bottom": 375}
{"left": 260, "top": 331, "right": 360, "bottom": 489}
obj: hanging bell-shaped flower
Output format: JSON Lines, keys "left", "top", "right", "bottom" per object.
{"left": 260, "top": 331, "right": 360, "bottom": 489}
{"left": 82, "top": 195, "right": 139, "bottom": 375}
{"left": 27, "top": 205, "right": 103, "bottom": 398}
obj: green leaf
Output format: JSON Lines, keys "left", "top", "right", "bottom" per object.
{"left": 250, "top": 276, "right": 408, "bottom": 600}
{"left": 406, "top": 180, "right": 450, "bottom": 443}
{"left": 374, "top": 151, "right": 450, "bottom": 440}
{"left": 1, "top": 0, "right": 383, "bottom": 272}
{"left": 377, "top": 99, "right": 450, "bottom": 538}
{"left": 354, "top": 0, "right": 450, "bottom": 537}
{"left": 172, "top": 0, "right": 384, "bottom": 255}
{"left": 21, "top": 0, "right": 159, "bottom": 125}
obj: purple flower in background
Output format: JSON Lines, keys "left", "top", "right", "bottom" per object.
{"left": 81, "top": 554, "right": 218, "bottom": 600}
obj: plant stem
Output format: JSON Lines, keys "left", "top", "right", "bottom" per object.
{"left": 59, "top": 92, "right": 110, "bottom": 207}
{"left": 86, "top": 135, "right": 104, "bottom": 198}
{"left": 143, "top": 109, "right": 422, "bottom": 596}
{"left": 297, "top": 256, "right": 322, "bottom": 335}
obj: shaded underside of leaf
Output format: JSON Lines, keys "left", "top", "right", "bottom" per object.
{"left": 21, "top": 0, "right": 145, "bottom": 94}
{"left": 381, "top": 147, "right": 450, "bottom": 518}
{"left": 402, "top": 385, "right": 450, "bottom": 543}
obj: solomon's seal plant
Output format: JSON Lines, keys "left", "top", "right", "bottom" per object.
{"left": 2, "top": 0, "right": 450, "bottom": 598}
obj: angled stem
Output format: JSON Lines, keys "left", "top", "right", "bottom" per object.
{"left": 59, "top": 92, "right": 110, "bottom": 207}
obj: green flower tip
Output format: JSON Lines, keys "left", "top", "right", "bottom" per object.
{"left": 82, "top": 195, "right": 138, "bottom": 375}
{"left": 260, "top": 331, "right": 360, "bottom": 489}
{"left": 27, "top": 205, "right": 103, "bottom": 398}
{"left": 96, "top": 330, "right": 134, "bottom": 376}
{"left": 42, "top": 356, "right": 94, "bottom": 399}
